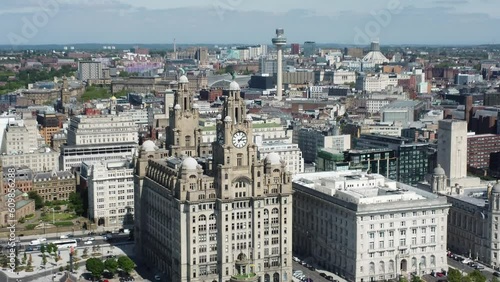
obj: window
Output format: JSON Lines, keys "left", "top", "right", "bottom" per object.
{"left": 237, "top": 153, "right": 243, "bottom": 167}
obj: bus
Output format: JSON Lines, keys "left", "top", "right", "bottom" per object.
{"left": 52, "top": 239, "right": 77, "bottom": 249}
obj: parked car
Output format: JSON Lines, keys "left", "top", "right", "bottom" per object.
{"left": 475, "top": 264, "right": 485, "bottom": 270}
{"left": 493, "top": 272, "right": 500, "bottom": 277}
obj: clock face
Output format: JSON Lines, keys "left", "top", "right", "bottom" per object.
{"left": 232, "top": 131, "right": 248, "bottom": 148}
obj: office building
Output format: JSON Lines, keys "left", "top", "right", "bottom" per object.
{"left": 60, "top": 115, "right": 138, "bottom": 170}
{"left": 466, "top": 134, "right": 500, "bottom": 170}
{"left": 78, "top": 61, "right": 103, "bottom": 82}
{"left": 85, "top": 159, "right": 135, "bottom": 228}
{"left": 135, "top": 77, "right": 293, "bottom": 281}
{"left": 1, "top": 117, "right": 42, "bottom": 155}
{"left": 294, "top": 128, "right": 350, "bottom": 163}
{"left": 293, "top": 170, "right": 450, "bottom": 282}
{"left": 437, "top": 120, "right": 467, "bottom": 185}
{"left": 303, "top": 41, "right": 316, "bottom": 57}
{"left": 381, "top": 101, "right": 426, "bottom": 127}
{"left": 291, "top": 44, "right": 300, "bottom": 55}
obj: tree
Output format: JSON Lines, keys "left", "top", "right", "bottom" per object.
{"left": 492, "top": 277, "right": 500, "bottom": 282}
{"left": 86, "top": 258, "right": 105, "bottom": 279}
{"left": 42, "top": 254, "right": 47, "bottom": 266}
{"left": 466, "top": 270, "right": 486, "bottom": 282}
{"left": 40, "top": 244, "right": 46, "bottom": 254}
{"left": 447, "top": 268, "right": 462, "bottom": 282}
{"left": 104, "top": 258, "right": 118, "bottom": 275}
{"left": 28, "top": 191, "right": 44, "bottom": 209}
{"left": 22, "top": 252, "right": 27, "bottom": 264}
{"left": 411, "top": 276, "right": 422, "bottom": 282}
{"left": 117, "top": 256, "right": 135, "bottom": 273}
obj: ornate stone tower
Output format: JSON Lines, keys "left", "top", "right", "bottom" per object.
{"left": 212, "top": 80, "right": 261, "bottom": 199}
{"left": 431, "top": 164, "right": 447, "bottom": 194}
{"left": 61, "top": 76, "right": 70, "bottom": 104}
{"left": 166, "top": 75, "right": 202, "bottom": 158}
{"left": 211, "top": 80, "right": 294, "bottom": 282}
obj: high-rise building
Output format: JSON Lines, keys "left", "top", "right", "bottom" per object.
{"left": 437, "top": 120, "right": 467, "bottom": 184}
{"left": 84, "top": 159, "right": 135, "bottom": 228}
{"left": 291, "top": 44, "right": 300, "bottom": 55}
{"left": 135, "top": 77, "right": 293, "bottom": 281}
{"left": 1, "top": 117, "right": 42, "bottom": 155}
{"left": 303, "top": 41, "right": 316, "bottom": 57}
{"left": 78, "top": 61, "right": 103, "bottom": 82}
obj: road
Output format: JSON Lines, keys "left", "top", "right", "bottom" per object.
{"left": 447, "top": 257, "right": 495, "bottom": 281}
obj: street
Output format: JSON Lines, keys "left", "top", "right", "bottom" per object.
{"left": 447, "top": 257, "right": 495, "bottom": 281}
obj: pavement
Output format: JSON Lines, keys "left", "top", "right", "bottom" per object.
{"left": 0, "top": 235, "right": 136, "bottom": 282}
{"left": 292, "top": 256, "right": 348, "bottom": 282}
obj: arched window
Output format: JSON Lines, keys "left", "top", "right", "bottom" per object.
{"left": 430, "top": 255, "right": 436, "bottom": 267}
{"left": 185, "top": 136, "right": 191, "bottom": 146}
{"left": 263, "top": 209, "right": 269, "bottom": 216}
{"left": 189, "top": 175, "right": 196, "bottom": 179}
{"left": 273, "top": 169, "right": 280, "bottom": 173}
{"left": 369, "top": 262, "right": 375, "bottom": 275}
{"left": 209, "top": 214, "right": 216, "bottom": 220}
{"left": 272, "top": 208, "right": 279, "bottom": 214}
{"left": 199, "top": 215, "right": 206, "bottom": 221}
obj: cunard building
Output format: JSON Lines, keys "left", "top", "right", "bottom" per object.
{"left": 134, "top": 75, "right": 293, "bottom": 282}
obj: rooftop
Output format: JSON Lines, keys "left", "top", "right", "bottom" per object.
{"left": 200, "top": 122, "right": 282, "bottom": 132}
{"left": 293, "top": 170, "right": 437, "bottom": 206}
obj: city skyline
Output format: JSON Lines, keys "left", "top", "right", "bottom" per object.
{"left": 2, "top": 0, "right": 500, "bottom": 46}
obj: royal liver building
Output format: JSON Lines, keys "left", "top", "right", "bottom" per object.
{"left": 134, "top": 75, "right": 293, "bottom": 282}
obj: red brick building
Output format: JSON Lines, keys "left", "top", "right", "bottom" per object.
{"left": 467, "top": 134, "right": 500, "bottom": 170}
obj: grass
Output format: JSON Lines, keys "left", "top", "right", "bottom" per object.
{"left": 25, "top": 224, "right": 37, "bottom": 230}
{"left": 41, "top": 212, "right": 76, "bottom": 222}
{"left": 53, "top": 221, "right": 74, "bottom": 227}
{"left": 81, "top": 86, "right": 112, "bottom": 101}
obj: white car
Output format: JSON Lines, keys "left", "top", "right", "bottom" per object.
{"left": 462, "top": 258, "right": 472, "bottom": 264}
{"left": 84, "top": 241, "right": 93, "bottom": 245}
{"left": 60, "top": 235, "right": 68, "bottom": 239}
{"left": 39, "top": 238, "right": 47, "bottom": 242}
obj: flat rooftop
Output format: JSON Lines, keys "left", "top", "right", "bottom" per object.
{"left": 293, "top": 170, "right": 433, "bottom": 205}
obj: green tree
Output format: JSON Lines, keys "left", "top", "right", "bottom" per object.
{"left": 28, "top": 191, "right": 44, "bottom": 209}
{"left": 22, "top": 252, "right": 27, "bottom": 264}
{"left": 411, "top": 276, "right": 422, "bottom": 282}
{"left": 42, "top": 254, "right": 47, "bottom": 266}
{"left": 104, "top": 258, "right": 118, "bottom": 275}
{"left": 466, "top": 270, "right": 486, "bottom": 282}
{"left": 399, "top": 276, "right": 408, "bottom": 282}
{"left": 447, "top": 268, "right": 462, "bottom": 282}
{"left": 40, "top": 244, "right": 46, "bottom": 254}
{"left": 492, "top": 277, "right": 500, "bottom": 282}
{"left": 117, "top": 256, "right": 135, "bottom": 273}
{"left": 86, "top": 258, "right": 105, "bottom": 279}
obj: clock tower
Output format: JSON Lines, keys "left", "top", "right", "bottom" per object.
{"left": 212, "top": 80, "right": 262, "bottom": 199}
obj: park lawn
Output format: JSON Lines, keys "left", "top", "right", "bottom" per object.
{"left": 41, "top": 212, "right": 77, "bottom": 222}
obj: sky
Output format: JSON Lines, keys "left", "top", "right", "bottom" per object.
{"left": 1, "top": 0, "right": 500, "bottom": 46}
